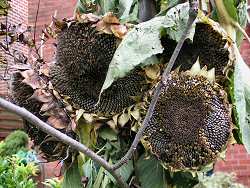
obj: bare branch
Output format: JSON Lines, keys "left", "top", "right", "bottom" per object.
{"left": 0, "top": 97, "right": 129, "bottom": 188}
{"left": 33, "top": 0, "right": 41, "bottom": 43}
{"left": 112, "top": 0, "right": 198, "bottom": 171}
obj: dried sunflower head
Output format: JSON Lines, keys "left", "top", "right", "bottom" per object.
{"left": 160, "top": 19, "right": 232, "bottom": 77}
{"left": 50, "top": 22, "right": 147, "bottom": 114}
{"left": 11, "top": 72, "right": 75, "bottom": 161}
{"left": 143, "top": 63, "right": 232, "bottom": 170}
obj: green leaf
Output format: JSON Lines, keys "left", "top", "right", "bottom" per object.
{"left": 165, "top": 2, "right": 192, "bottom": 42}
{"left": 222, "top": 0, "right": 238, "bottom": 22}
{"left": 105, "top": 159, "right": 133, "bottom": 185}
{"left": 100, "top": 2, "right": 191, "bottom": 92}
{"left": 236, "top": 0, "right": 248, "bottom": 46}
{"left": 98, "top": 0, "right": 118, "bottom": 15}
{"left": 233, "top": 45, "right": 250, "bottom": 153}
{"left": 82, "top": 159, "right": 98, "bottom": 188}
{"left": 119, "top": 0, "right": 134, "bottom": 19}
{"left": 136, "top": 154, "right": 167, "bottom": 188}
{"left": 99, "top": 128, "right": 118, "bottom": 141}
{"left": 100, "top": 16, "right": 174, "bottom": 92}
{"left": 119, "top": 0, "right": 139, "bottom": 23}
{"left": 62, "top": 160, "right": 82, "bottom": 188}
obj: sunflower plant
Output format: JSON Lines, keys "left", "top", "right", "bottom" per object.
{"left": 1, "top": 0, "right": 250, "bottom": 187}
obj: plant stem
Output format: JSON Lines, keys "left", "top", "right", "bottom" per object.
{"left": 112, "top": 0, "right": 198, "bottom": 171}
{"left": 0, "top": 97, "right": 129, "bottom": 188}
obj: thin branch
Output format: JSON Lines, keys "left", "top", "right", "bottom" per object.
{"left": 33, "top": 0, "right": 41, "bottom": 43}
{"left": 112, "top": 0, "right": 198, "bottom": 171}
{"left": 0, "top": 97, "right": 129, "bottom": 188}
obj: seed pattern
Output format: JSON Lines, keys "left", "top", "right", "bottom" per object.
{"left": 11, "top": 72, "right": 75, "bottom": 161}
{"left": 50, "top": 22, "right": 146, "bottom": 114}
{"left": 143, "top": 72, "right": 231, "bottom": 169}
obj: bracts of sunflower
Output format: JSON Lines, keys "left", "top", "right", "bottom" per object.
{"left": 142, "top": 14, "right": 236, "bottom": 172}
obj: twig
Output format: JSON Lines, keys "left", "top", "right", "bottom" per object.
{"left": 112, "top": 0, "right": 198, "bottom": 171}
{"left": 39, "top": 10, "right": 57, "bottom": 58}
{"left": 0, "top": 97, "right": 129, "bottom": 188}
{"left": 33, "top": 0, "right": 41, "bottom": 43}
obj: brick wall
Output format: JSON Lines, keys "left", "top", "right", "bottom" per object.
{"left": 0, "top": 0, "right": 29, "bottom": 139}
{"left": 28, "top": 0, "right": 77, "bottom": 62}
{"left": 214, "top": 21, "right": 250, "bottom": 186}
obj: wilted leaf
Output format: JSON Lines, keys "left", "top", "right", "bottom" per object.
{"left": 233, "top": 45, "right": 250, "bottom": 153}
{"left": 21, "top": 70, "right": 46, "bottom": 89}
{"left": 39, "top": 63, "right": 52, "bottom": 77}
{"left": 110, "top": 24, "right": 128, "bottom": 38}
{"left": 31, "top": 89, "right": 53, "bottom": 103}
{"left": 96, "top": 20, "right": 112, "bottom": 34}
{"left": 165, "top": 2, "right": 193, "bottom": 42}
{"left": 79, "top": 13, "right": 100, "bottom": 23}
{"left": 76, "top": 109, "right": 85, "bottom": 122}
{"left": 103, "top": 12, "right": 120, "bottom": 24}
{"left": 130, "top": 108, "right": 140, "bottom": 120}
{"left": 144, "top": 64, "right": 161, "bottom": 80}
{"left": 118, "top": 113, "right": 130, "bottom": 127}
{"left": 40, "top": 101, "right": 57, "bottom": 112}
{"left": 78, "top": 123, "right": 97, "bottom": 148}
{"left": 119, "top": 0, "right": 134, "bottom": 20}
{"left": 83, "top": 113, "right": 94, "bottom": 123}
{"left": 100, "top": 16, "right": 175, "bottom": 92}
{"left": 47, "top": 116, "right": 68, "bottom": 129}
{"left": 52, "top": 16, "right": 67, "bottom": 30}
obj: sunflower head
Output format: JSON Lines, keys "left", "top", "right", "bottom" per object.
{"left": 143, "top": 63, "right": 232, "bottom": 170}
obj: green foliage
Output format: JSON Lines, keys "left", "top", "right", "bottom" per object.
{"left": 0, "top": 155, "right": 38, "bottom": 188}
{"left": 43, "top": 178, "right": 62, "bottom": 188}
{"left": 233, "top": 46, "right": 250, "bottom": 152}
{"left": 75, "top": 0, "right": 139, "bottom": 22}
{"left": 62, "top": 160, "right": 82, "bottom": 188}
{"left": 0, "top": 0, "right": 10, "bottom": 16}
{"left": 100, "top": 2, "right": 190, "bottom": 93}
{"left": 136, "top": 154, "right": 167, "bottom": 188}
{"left": 0, "top": 130, "right": 29, "bottom": 157}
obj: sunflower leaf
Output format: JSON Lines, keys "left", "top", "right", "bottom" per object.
{"left": 136, "top": 154, "right": 167, "bottom": 188}
{"left": 233, "top": 46, "right": 250, "bottom": 153}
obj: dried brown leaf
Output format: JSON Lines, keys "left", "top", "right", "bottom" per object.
{"left": 110, "top": 24, "right": 128, "bottom": 39}
{"left": 31, "top": 89, "right": 53, "bottom": 103}
{"left": 47, "top": 116, "right": 68, "bottom": 129}
{"left": 144, "top": 64, "right": 161, "bottom": 80}
{"left": 52, "top": 16, "right": 67, "bottom": 30}
{"left": 40, "top": 101, "right": 57, "bottom": 112}
{"left": 39, "top": 63, "right": 52, "bottom": 77}
{"left": 79, "top": 13, "right": 100, "bottom": 23}
{"left": 21, "top": 70, "right": 46, "bottom": 89}
{"left": 103, "top": 12, "right": 120, "bottom": 24}
{"left": 96, "top": 20, "right": 112, "bottom": 34}
{"left": 118, "top": 113, "right": 130, "bottom": 127}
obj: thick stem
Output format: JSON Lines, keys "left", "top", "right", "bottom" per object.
{"left": 112, "top": 0, "right": 198, "bottom": 171}
{"left": 139, "top": 0, "right": 157, "bottom": 22}
{"left": 0, "top": 97, "right": 129, "bottom": 188}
